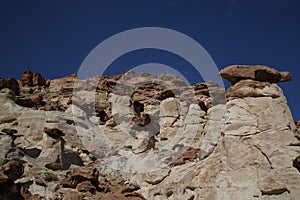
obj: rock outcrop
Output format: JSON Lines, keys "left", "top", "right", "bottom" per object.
{"left": 0, "top": 65, "right": 299, "bottom": 199}
{"left": 219, "top": 65, "right": 292, "bottom": 84}
{"left": 0, "top": 77, "right": 19, "bottom": 94}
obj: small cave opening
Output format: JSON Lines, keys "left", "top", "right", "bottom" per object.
{"left": 133, "top": 100, "right": 144, "bottom": 116}
{"left": 97, "top": 110, "right": 107, "bottom": 122}
{"left": 157, "top": 89, "right": 175, "bottom": 101}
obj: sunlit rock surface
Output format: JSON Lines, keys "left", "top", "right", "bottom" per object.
{"left": 0, "top": 66, "right": 299, "bottom": 199}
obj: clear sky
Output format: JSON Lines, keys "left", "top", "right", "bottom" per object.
{"left": 0, "top": 0, "right": 300, "bottom": 119}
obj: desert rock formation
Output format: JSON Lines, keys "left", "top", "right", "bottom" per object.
{"left": 0, "top": 65, "right": 299, "bottom": 199}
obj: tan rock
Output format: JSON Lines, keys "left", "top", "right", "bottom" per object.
{"left": 159, "top": 97, "right": 179, "bottom": 118}
{"left": 76, "top": 181, "right": 96, "bottom": 194}
{"left": 72, "top": 167, "right": 99, "bottom": 184}
{"left": 226, "top": 79, "right": 281, "bottom": 98}
{"left": 132, "top": 135, "right": 155, "bottom": 154}
{"left": 219, "top": 65, "right": 292, "bottom": 84}
{"left": 0, "top": 68, "right": 299, "bottom": 199}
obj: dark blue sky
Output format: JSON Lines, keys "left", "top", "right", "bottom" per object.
{"left": 0, "top": 0, "right": 300, "bottom": 119}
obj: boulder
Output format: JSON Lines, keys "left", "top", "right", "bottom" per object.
{"left": 219, "top": 65, "right": 292, "bottom": 84}
{"left": 193, "top": 82, "right": 209, "bottom": 96}
{"left": 72, "top": 167, "right": 99, "bottom": 185}
{"left": 76, "top": 180, "right": 96, "bottom": 194}
{"left": 21, "top": 70, "right": 34, "bottom": 87}
{"left": 132, "top": 133, "right": 155, "bottom": 154}
{"left": 159, "top": 97, "right": 179, "bottom": 118}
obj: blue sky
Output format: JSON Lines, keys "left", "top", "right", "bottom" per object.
{"left": 0, "top": 0, "right": 300, "bottom": 119}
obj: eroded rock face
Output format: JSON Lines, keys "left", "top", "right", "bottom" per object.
{"left": 226, "top": 79, "right": 282, "bottom": 98}
{"left": 219, "top": 65, "right": 292, "bottom": 84}
{"left": 0, "top": 66, "right": 299, "bottom": 199}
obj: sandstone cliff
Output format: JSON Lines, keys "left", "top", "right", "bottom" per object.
{"left": 0, "top": 65, "right": 299, "bottom": 200}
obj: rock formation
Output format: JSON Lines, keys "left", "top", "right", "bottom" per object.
{"left": 219, "top": 65, "right": 292, "bottom": 84}
{"left": 0, "top": 65, "right": 299, "bottom": 199}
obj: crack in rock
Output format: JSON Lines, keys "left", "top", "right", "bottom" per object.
{"left": 253, "top": 145, "right": 273, "bottom": 169}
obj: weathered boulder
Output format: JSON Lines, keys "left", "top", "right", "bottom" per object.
{"left": 159, "top": 97, "right": 180, "bottom": 118}
{"left": 132, "top": 132, "right": 155, "bottom": 154}
{"left": 219, "top": 65, "right": 292, "bottom": 84}
{"left": 21, "top": 70, "right": 34, "bottom": 87}
{"left": 76, "top": 180, "right": 96, "bottom": 194}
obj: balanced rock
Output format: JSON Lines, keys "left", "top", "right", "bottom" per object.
{"left": 219, "top": 65, "right": 292, "bottom": 84}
